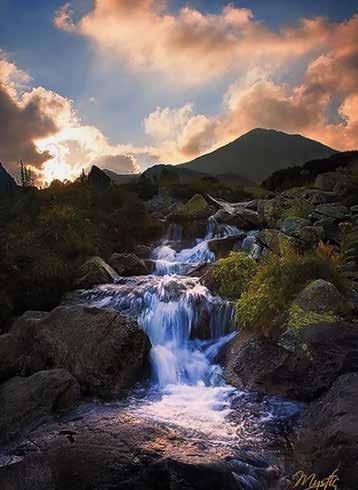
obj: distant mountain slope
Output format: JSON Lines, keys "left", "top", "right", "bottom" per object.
{"left": 102, "top": 169, "right": 138, "bottom": 185}
{"left": 141, "top": 164, "right": 254, "bottom": 188}
{"left": 179, "top": 128, "right": 338, "bottom": 183}
{"left": 0, "top": 162, "right": 18, "bottom": 192}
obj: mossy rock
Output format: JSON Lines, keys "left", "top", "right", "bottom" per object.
{"left": 183, "top": 194, "right": 210, "bottom": 218}
{"left": 75, "top": 256, "right": 118, "bottom": 289}
{"left": 293, "top": 279, "right": 348, "bottom": 316}
{"left": 258, "top": 229, "right": 300, "bottom": 256}
{"left": 280, "top": 217, "right": 311, "bottom": 236}
{"left": 258, "top": 197, "right": 287, "bottom": 228}
{"left": 295, "top": 225, "right": 325, "bottom": 247}
{"left": 170, "top": 194, "right": 211, "bottom": 221}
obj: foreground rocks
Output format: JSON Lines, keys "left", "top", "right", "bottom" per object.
{"left": 0, "top": 311, "right": 49, "bottom": 383}
{"left": 224, "top": 322, "right": 358, "bottom": 401}
{"left": 0, "top": 403, "right": 287, "bottom": 490}
{"left": 30, "top": 306, "right": 151, "bottom": 396}
{"left": 294, "top": 373, "right": 358, "bottom": 487}
{"left": 0, "top": 369, "right": 80, "bottom": 443}
{"left": 2, "top": 306, "right": 151, "bottom": 397}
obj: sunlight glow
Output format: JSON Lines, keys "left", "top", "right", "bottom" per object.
{"left": 36, "top": 140, "right": 82, "bottom": 186}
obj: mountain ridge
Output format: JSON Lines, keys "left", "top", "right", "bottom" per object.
{"left": 178, "top": 128, "right": 338, "bottom": 183}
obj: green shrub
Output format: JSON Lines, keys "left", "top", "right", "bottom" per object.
{"left": 236, "top": 251, "right": 347, "bottom": 334}
{"left": 212, "top": 252, "right": 257, "bottom": 300}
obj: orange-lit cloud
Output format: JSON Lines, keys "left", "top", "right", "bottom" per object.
{"left": 141, "top": 14, "right": 358, "bottom": 160}
{"left": 0, "top": 52, "right": 145, "bottom": 184}
{"left": 55, "top": 1, "right": 354, "bottom": 86}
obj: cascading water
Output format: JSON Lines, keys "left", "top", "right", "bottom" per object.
{"left": 68, "top": 217, "right": 300, "bottom": 442}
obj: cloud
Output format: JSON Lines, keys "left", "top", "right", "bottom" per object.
{"left": 0, "top": 57, "right": 57, "bottom": 177}
{"left": 55, "top": 0, "right": 345, "bottom": 85}
{"left": 93, "top": 153, "right": 139, "bottom": 173}
{"left": 0, "top": 52, "right": 148, "bottom": 183}
{"left": 142, "top": 15, "right": 358, "bottom": 159}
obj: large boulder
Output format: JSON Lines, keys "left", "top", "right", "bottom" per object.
{"left": 0, "top": 312, "right": 49, "bottom": 382}
{"left": 257, "top": 197, "right": 288, "bottom": 228}
{"left": 207, "top": 233, "right": 246, "bottom": 258}
{"left": 109, "top": 253, "right": 149, "bottom": 276}
{"left": 75, "top": 256, "right": 118, "bottom": 289}
{"left": 31, "top": 306, "right": 151, "bottom": 396}
{"left": 224, "top": 322, "right": 358, "bottom": 401}
{"left": 312, "top": 203, "right": 350, "bottom": 221}
{"left": 280, "top": 218, "right": 324, "bottom": 245}
{"left": 280, "top": 217, "right": 311, "bottom": 235}
{"left": 294, "top": 225, "right": 324, "bottom": 246}
{"left": 294, "top": 373, "right": 358, "bottom": 486}
{"left": 0, "top": 369, "right": 80, "bottom": 443}
{"left": 293, "top": 279, "right": 348, "bottom": 316}
{"left": 212, "top": 207, "right": 259, "bottom": 229}
{"left": 0, "top": 333, "right": 28, "bottom": 383}
{"left": 168, "top": 194, "right": 211, "bottom": 222}
{"left": 256, "top": 229, "right": 300, "bottom": 256}
{"left": 133, "top": 244, "right": 152, "bottom": 259}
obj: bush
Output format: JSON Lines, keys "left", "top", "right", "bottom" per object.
{"left": 236, "top": 250, "right": 348, "bottom": 334}
{"left": 0, "top": 181, "right": 162, "bottom": 324}
{"left": 212, "top": 252, "right": 257, "bottom": 300}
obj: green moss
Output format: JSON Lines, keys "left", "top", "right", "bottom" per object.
{"left": 212, "top": 252, "right": 257, "bottom": 300}
{"left": 182, "top": 194, "right": 208, "bottom": 216}
{"left": 282, "top": 199, "right": 314, "bottom": 220}
{"left": 287, "top": 304, "right": 337, "bottom": 330}
{"left": 235, "top": 251, "right": 347, "bottom": 334}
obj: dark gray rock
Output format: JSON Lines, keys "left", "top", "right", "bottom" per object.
{"left": 75, "top": 256, "right": 118, "bottom": 289}
{"left": 280, "top": 217, "right": 311, "bottom": 235}
{"left": 0, "top": 369, "right": 80, "bottom": 443}
{"left": 133, "top": 244, "right": 152, "bottom": 258}
{"left": 293, "top": 279, "right": 348, "bottom": 315}
{"left": 109, "top": 253, "right": 149, "bottom": 276}
{"left": 224, "top": 322, "right": 358, "bottom": 401}
{"left": 312, "top": 203, "right": 350, "bottom": 220}
{"left": 207, "top": 233, "right": 246, "bottom": 258}
{"left": 294, "top": 373, "right": 358, "bottom": 487}
{"left": 0, "top": 312, "right": 50, "bottom": 382}
{"left": 31, "top": 306, "right": 151, "bottom": 396}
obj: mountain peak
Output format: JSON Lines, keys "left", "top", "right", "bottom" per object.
{"left": 179, "top": 129, "right": 338, "bottom": 183}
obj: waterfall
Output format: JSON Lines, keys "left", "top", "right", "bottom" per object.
{"left": 68, "top": 217, "right": 249, "bottom": 439}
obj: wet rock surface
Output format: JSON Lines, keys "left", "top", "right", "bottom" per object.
{"left": 0, "top": 401, "right": 294, "bottom": 490}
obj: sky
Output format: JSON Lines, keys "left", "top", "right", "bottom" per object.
{"left": 0, "top": 0, "right": 357, "bottom": 184}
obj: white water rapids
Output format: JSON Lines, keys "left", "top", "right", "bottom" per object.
{"left": 70, "top": 218, "right": 300, "bottom": 442}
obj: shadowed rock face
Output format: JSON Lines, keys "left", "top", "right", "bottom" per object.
{"left": 294, "top": 373, "right": 358, "bottom": 487}
{"left": 0, "top": 369, "right": 80, "bottom": 444}
{"left": 3, "top": 306, "right": 151, "bottom": 397}
{"left": 224, "top": 323, "right": 358, "bottom": 401}
{"left": 0, "top": 403, "right": 288, "bottom": 490}
{"left": 29, "top": 306, "right": 151, "bottom": 396}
